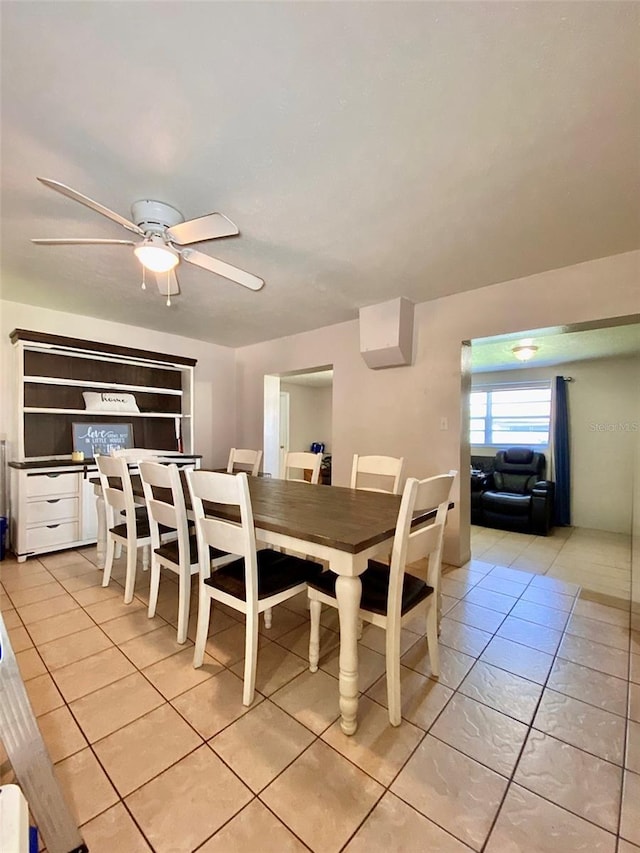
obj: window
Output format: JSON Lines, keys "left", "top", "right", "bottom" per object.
{"left": 470, "top": 382, "right": 551, "bottom": 446}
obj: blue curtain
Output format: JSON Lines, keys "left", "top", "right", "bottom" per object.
{"left": 553, "top": 376, "right": 571, "bottom": 526}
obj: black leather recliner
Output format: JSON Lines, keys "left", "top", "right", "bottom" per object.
{"left": 477, "top": 448, "right": 555, "bottom": 536}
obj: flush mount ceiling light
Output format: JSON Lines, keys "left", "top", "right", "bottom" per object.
{"left": 512, "top": 343, "right": 539, "bottom": 362}
{"left": 133, "top": 236, "right": 179, "bottom": 272}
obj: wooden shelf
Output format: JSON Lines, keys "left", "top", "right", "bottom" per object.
{"left": 24, "top": 408, "right": 189, "bottom": 418}
{"left": 24, "top": 376, "right": 183, "bottom": 396}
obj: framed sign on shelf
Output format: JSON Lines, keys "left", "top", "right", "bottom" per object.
{"left": 72, "top": 422, "right": 133, "bottom": 458}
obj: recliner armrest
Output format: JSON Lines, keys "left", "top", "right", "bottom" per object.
{"left": 532, "top": 480, "right": 554, "bottom": 495}
{"left": 471, "top": 472, "right": 493, "bottom": 492}
{"left": 531, "top": 480, "right": 555, "bottom": 536}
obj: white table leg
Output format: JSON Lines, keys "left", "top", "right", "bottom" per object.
{"left": 335, "top": 574, "right": 362, "bottom": 736}
{"left": 96, "top": 493, "right": 106, "bottom": 570}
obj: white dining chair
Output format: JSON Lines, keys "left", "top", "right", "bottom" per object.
{"left": 282, "top": 450, "right": 322, "bottom": 484}
{"left": 227, "top": 448, "right": 263, "bottom": 477}
{"left": 111, "top": 448, "right": 166, "bottom": 463}
{"left": 110, "top": 448, "right": 165, "bottom": 557}
{"left": 96, "top": 454, "right": 162, "bottom": 604}
{"left": 186, "top": 469, "right": 322, "bottom": 706}
{"left": 139, "top": 461, "right": 234, "bottom": 644}
{"left": 350, "top": 454, "right": 405, "bottom": 494}
{"left": 308, "top": 470, "right": 456, "bottom": 726}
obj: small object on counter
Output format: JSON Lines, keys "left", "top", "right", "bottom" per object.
{"left": 71, "top": 450, "right": 84, "bottom": 462}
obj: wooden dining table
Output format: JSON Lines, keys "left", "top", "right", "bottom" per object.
{"left": 93, "top": 472, "right": 442, "bottom": 734}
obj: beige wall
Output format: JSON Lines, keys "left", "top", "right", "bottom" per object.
{"left": 472, "top": 355, "right": 640, "bottom": 534}
{"left": 235, "top": 251, "right": 640, "bottom": 566}
{"left": 280, "top": 383, "right": 332, "bottom": 454}
{"left": 0, "top": 300, "right": 236, "bottom": 469}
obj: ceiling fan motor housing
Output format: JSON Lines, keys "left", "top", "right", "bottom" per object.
{"left": 131, "top": 200, "right": 184, "bottom": 236}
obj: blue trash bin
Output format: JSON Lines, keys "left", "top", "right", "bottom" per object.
{"left": 0, "top": 517, "right": 6, "bottom": 561}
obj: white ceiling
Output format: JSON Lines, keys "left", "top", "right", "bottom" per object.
{"left": 472, "top": 322, "right": 640, "bottom": 372}
{"left": 1, "top": 2, "right": 638, "bottom": 348}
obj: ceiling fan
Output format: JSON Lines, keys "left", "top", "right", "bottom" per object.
{"left": 32, "top": 177, "right": 264, "bottom": 304}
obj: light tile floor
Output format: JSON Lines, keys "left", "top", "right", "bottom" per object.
{"left": 0, "top": 524, "right": 637, "bottom": 852}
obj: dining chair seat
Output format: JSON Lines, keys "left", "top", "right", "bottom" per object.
{"left": 308, "top": 559, "right": 433, "bottom": 617}
{"left": 155, "top": 534, "right": 228, "bottom": 566}
{"left": 110, "top": 518, "right": 173, "bottom": 540}
{"left": 204, "top": 548, "right": 322, "bottom": 601}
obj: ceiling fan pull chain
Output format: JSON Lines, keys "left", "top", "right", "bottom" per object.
{"left": 141, "top": 265, "right": 146, "bottom": 290}
{"left": 166, "top": 272, "right": 171, "bottom": 307}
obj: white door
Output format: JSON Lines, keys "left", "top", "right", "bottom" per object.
{"left": 279, "top": 392, "right": 290, "bottom": 475}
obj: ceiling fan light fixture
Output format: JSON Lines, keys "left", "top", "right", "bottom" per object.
{"left": 134, "top": 238, "right": 179, "bottom": 272}
{"left": 512, "top": 343, "right": 539, "bottom": 362}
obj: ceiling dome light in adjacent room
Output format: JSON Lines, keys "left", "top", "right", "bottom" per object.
{"left": 512, "top": 343, "right": 539, "bottom": 362}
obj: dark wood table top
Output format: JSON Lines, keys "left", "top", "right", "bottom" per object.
{"left": 128, "top": 473, "right": 443, "bottom": 556}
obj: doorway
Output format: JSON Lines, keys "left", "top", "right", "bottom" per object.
{"left": 263, "top": 366, "right": 333, "bottom": 479}
{"left": 465, "top": 318, "right": 640, "bottom": 607}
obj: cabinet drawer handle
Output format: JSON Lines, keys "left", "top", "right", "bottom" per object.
{"left": 46, "top": 524, "right": 60, "bottom": 529}
{"left": 46, "top": 499, "right": 61, "bottom": 504}
{"left": 45, "top": 474, "right": 61, "bottom": 479}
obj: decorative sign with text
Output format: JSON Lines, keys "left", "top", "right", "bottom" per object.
{"left": 72, "top": 422, "right": 133, "bottom": 457}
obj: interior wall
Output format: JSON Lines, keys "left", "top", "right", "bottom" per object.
{"left": 0, "top": 300, "right": 236, "bottom": 469}
{"left": 280, "top": 383, "right": 332, "bottom": 454}
{"left": 472, "top": 356, "right": 640, "bottom": 534}
{"left": 234, "top": 251, "right": 640, "bottom": 566}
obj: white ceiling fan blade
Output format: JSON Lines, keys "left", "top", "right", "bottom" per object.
{"left": 32, "top": 238, "right": 135, "bottom": 245}
{"left": 37, "top": 178, "right": 145, "bottom": 237}
{"left": 166, "top": 213, "right": 239, "bottom": 245}
{"left": 181, "top": 248, "right": 264, "bottom": 291}
{"left": 154, "top": 269, "right": 180, "bottom": 296}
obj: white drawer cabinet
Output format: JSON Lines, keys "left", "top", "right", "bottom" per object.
{"left": 10, "top": 467, "right": 96, "bottom": 562}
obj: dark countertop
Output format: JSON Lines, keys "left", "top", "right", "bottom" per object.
{"left": 10, "top": 454, "right": 203, "bottom": 470}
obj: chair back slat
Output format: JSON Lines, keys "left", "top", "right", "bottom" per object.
{"left": 139, "top": 462, "right": 189, "bottom": 554}
{"left": 112, "top": 448, "right": 164, "bottom": 464}
{"left": 282, "top": 451, "right": 322, "bottom": 484}
{"left": 350, "top": 454, "right": 404, "bottom": 494}
{"left": 96, "top": 454, "right": 137, "bottom": 533}
{"left": 186, "top": 470, "right": 258, "bottom": 597}
{"left": 404, "top": 521, "right": 443, "bottom": 567}
{"left": 387, "top": 471, "right": 456, "bottom": 615}
{"left": 227, "top": 448, "right": 263, "bottom": 477}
